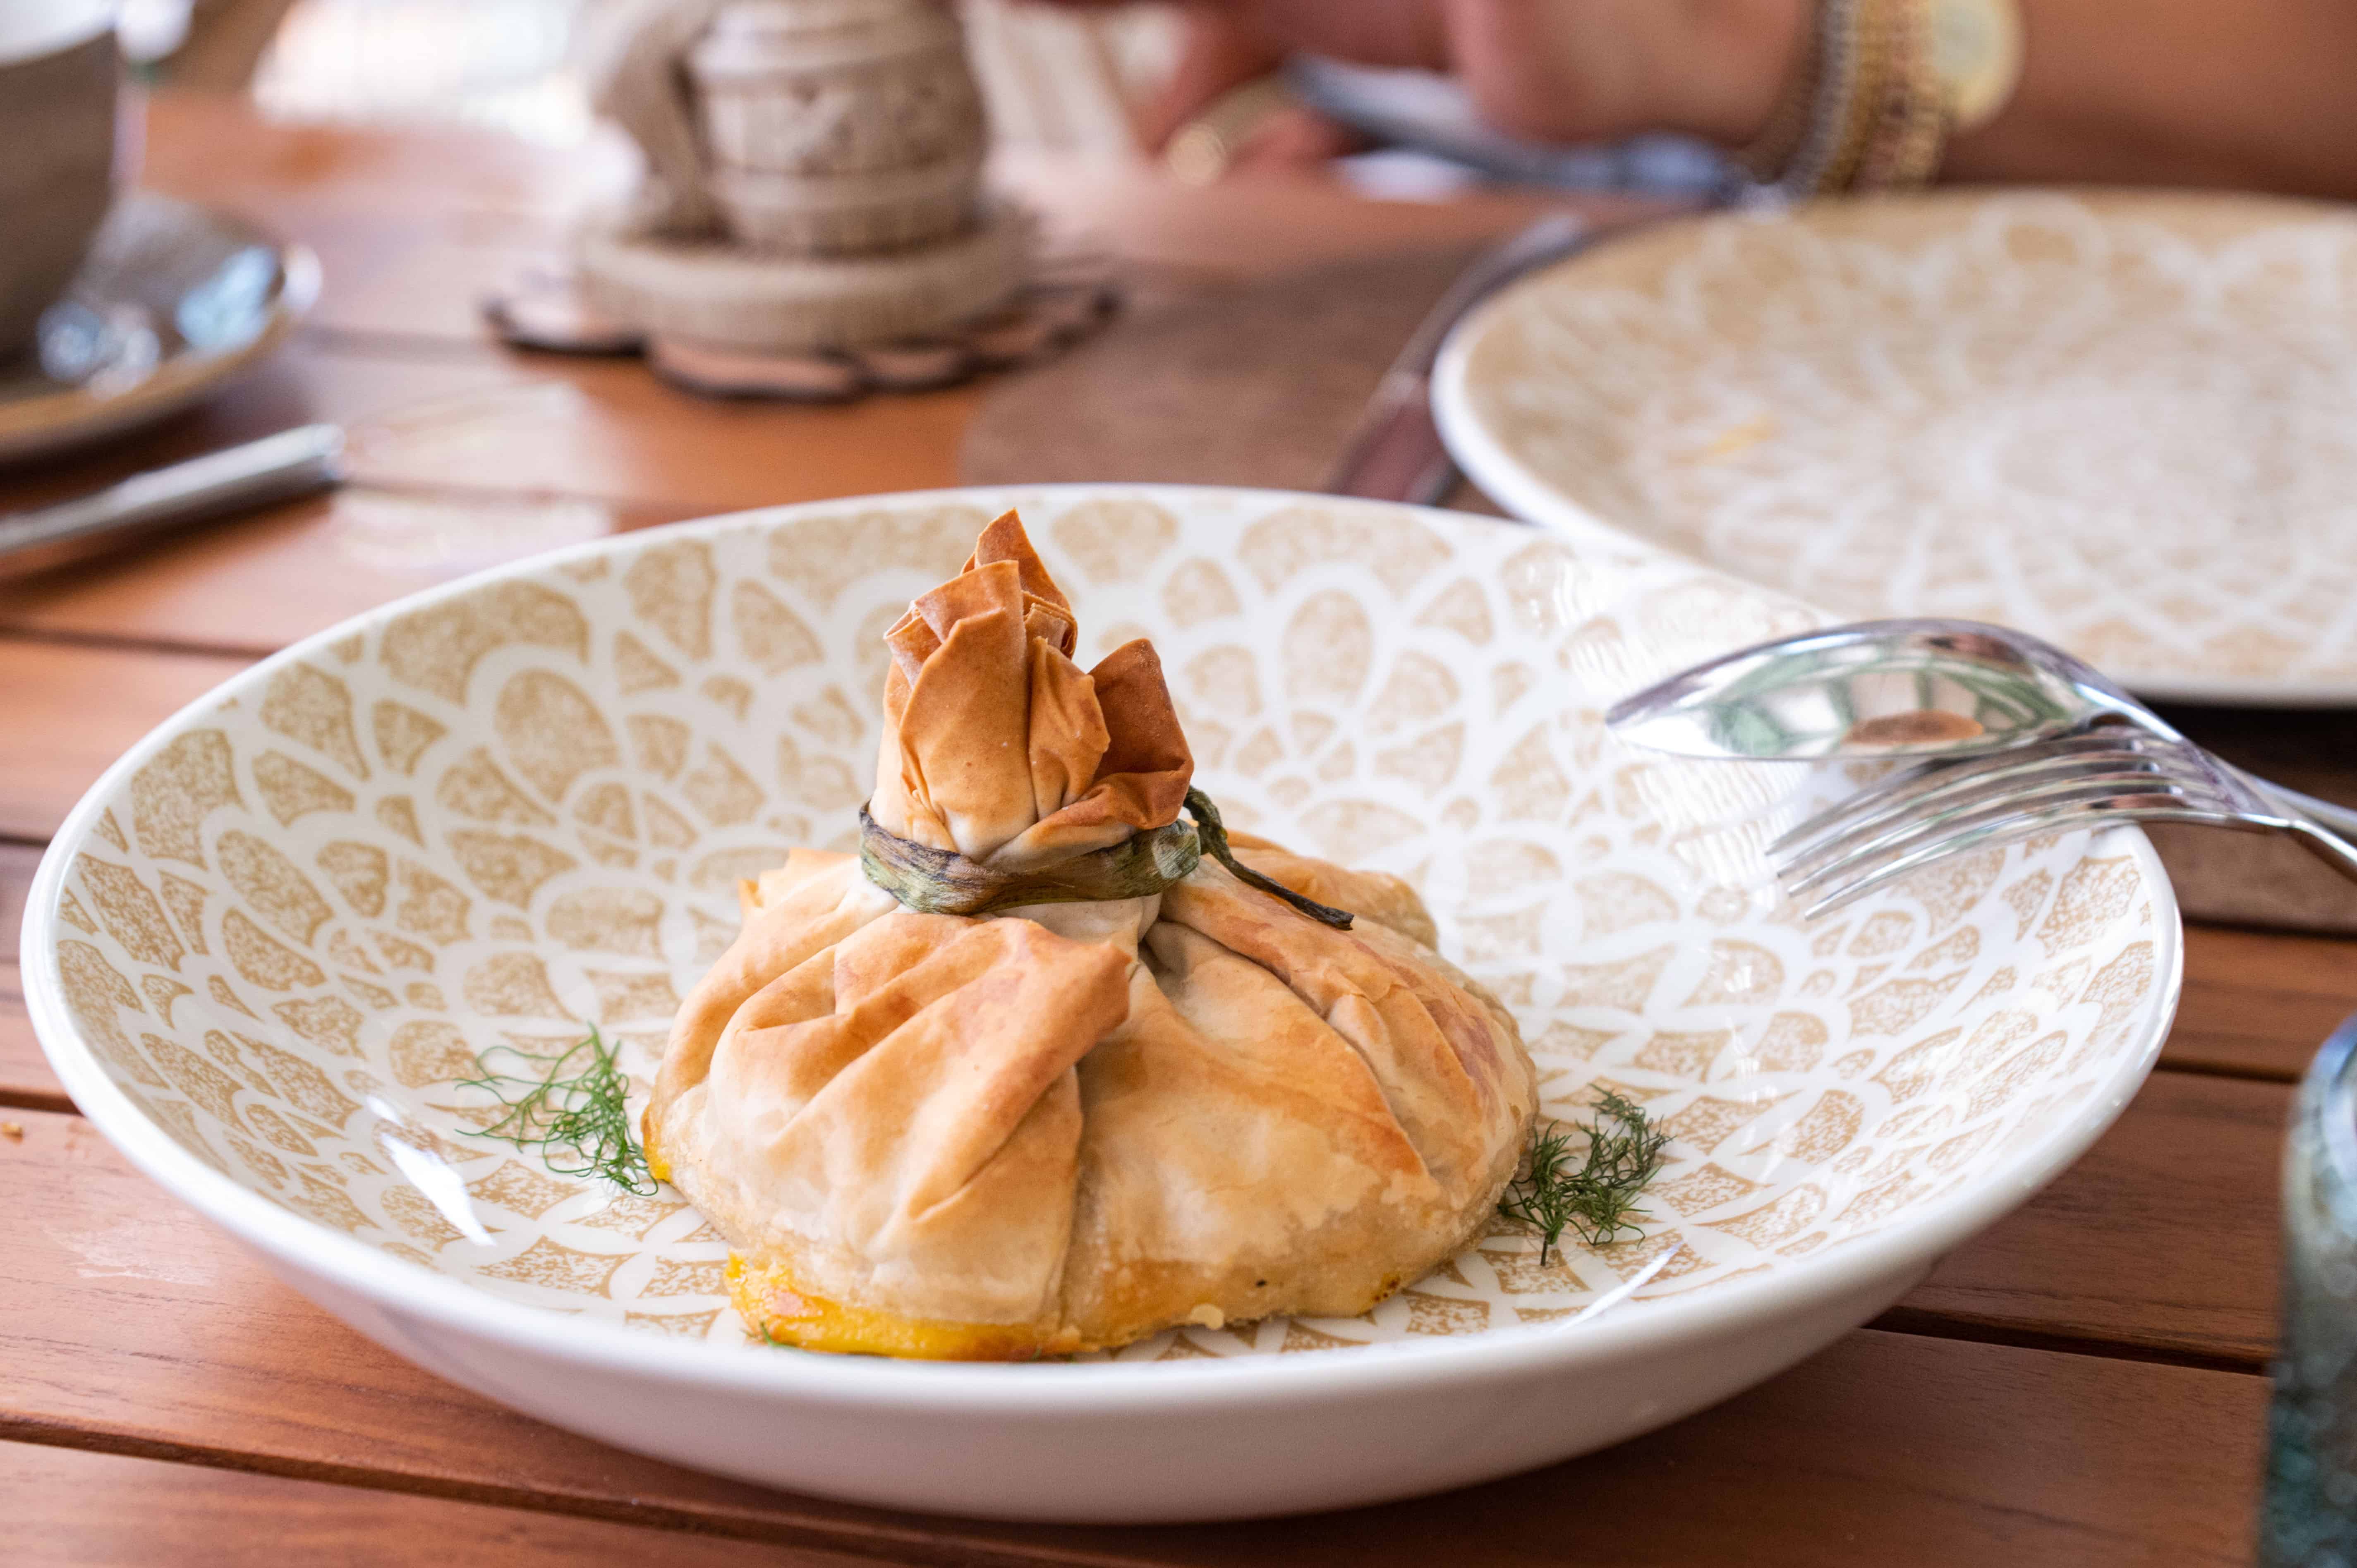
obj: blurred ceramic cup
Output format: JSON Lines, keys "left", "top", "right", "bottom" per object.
{"left": 0, "top": 0, "right": 120, "bottom": 363}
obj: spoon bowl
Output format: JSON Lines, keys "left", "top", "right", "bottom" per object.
{"left": 1603, "top": 618, "right": 2147, "bottom": 762}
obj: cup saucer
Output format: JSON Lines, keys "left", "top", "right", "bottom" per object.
{"left": 0, "top": 191, "right": 317, "bottom": 466}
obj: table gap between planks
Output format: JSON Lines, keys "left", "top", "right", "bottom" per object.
{"left": 2, "top": 91, "right": 2350, "bottom": 1567}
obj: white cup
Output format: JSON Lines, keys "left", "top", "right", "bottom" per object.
{"left": 0, "top": 0, "right": 123, "bottom": 364}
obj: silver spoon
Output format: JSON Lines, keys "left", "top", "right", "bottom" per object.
{"left": 1605, "top": 616, "right": 2357, "bottom": 873}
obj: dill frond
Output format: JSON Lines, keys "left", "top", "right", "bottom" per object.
{"left": 458, "top": 1025, "right": 656, "bottom": 1197}
{"left": 1498, "top": 1090, "right": 1669, "bottom": 1265}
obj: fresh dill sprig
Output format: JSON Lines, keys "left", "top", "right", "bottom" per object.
{"left": 458, "top": 1025, "right": 656, "bottom": 1196}
{"left": 1498, "top": 1090, "right": 1670, "bottom": 1265}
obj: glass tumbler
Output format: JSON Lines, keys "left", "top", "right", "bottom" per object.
{"left": 2264, "top": 1013, "right": 2357, "bottom": 1567}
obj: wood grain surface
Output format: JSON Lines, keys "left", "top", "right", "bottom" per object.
{"left": 0, "top": 639, "right": 253, "bottom": 841}
{"left": 0, "top": 842, "right": 60, "bottom": 1113}
{"left": 1, "top": 1442, "right": 884, "bottom": 1568}
{"left": 2173, "top": 925, "right": 2357, "bottom": 1080}
{"left": 963, "top": 247, "right": 1483, "bottom": 493}
{"left": 0, "top": 489, "right": 690, "bottom": 655}
{"left": 0, "top": 86, "right": 2344, "bottom": 1565}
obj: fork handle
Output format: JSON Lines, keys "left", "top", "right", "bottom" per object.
{"left": 2283, "top": 821, "right": 2357, "bottom": 888}
{"left": 2240, "top": 771, "right": 2357, "bottom": 888}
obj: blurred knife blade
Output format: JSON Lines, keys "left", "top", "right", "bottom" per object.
{"left": 0, "top": 423, "right": 346, "bottom": 581}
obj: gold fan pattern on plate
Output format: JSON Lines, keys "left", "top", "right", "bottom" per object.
{"left": 43, "top": 489, "right": 2162, "bottom": 1360}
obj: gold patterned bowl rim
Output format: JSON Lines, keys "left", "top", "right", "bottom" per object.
{"left": 21, "top": 484, "right": 2183, "bottom": 1405}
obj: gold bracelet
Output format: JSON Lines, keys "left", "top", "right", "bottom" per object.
{"left": 1752, "top": 0, "right": 2022, "bottom": 197}
{"left": 1854, "top": 0, "right": 1946, "bottom": 190}
{"left": 1825, "top": 0, "right": 1904, "bottom": 192}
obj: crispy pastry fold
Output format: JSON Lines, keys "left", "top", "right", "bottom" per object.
{"left": 649, "top": 512, "right": 1535, "bottom": 1357}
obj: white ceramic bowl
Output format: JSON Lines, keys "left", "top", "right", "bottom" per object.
{"left": 25, "top": 486, "right": 2181, "bottom": 1523}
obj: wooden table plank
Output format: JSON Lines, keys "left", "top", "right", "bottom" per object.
{"left": 141, "top": 94, "right": 617, "bottom": 226}
{"left": 332, "top": 362, "right": 980, "bottom": 515}
{"left": 0, "top": 841, "right": 61, "bottom": 1114}
{"left": 0, "top": 488, "right": 690, "bottom": 656}
{"left": 1, "top": 1441, "right": 879, "bottom": 1568}
{"left": 1890, "top": 1070, "right": 2283, "bottom": 1370}
{"left": 0, "top": 352, "right": 969, "bottom": 654}
{"left": 2173, "top": 924, "right": 2357, "bottom": 1081}
{"left": 1144, "top": 1331, "right": 2266, "bottom": 1568}
{"left": 2157, "top": 704, "right": 2357, "bottom": 812}
{"left": 0, "top": 1113, "right": 2264, "bottom": 1567}
{"left": 0, "top": 337, "right": 525, "bottom": 515}
{"left": 137, "top": 95, "right": 620, "bottom": 347}
{"left": 0, "top": 337, "right": 972, "bottom": 520}
{"left": 0, "top": 640, "right": 252, "bottom": 843}
{"left": 0, "top": 340, "right": 981, "bottom": 660}
{"left": 2145, "top": 698, "right": 2357, "bottom": 936}
{"left": 1, "top": 1341, "right": 2272, "bottom": 1568}
{"left": 258, "top": 156, "right": 1587, "bottom": 351}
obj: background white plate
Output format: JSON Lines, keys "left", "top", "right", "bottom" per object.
{"left": 1437, "top": 189, "right": 2357, "bottom": 707}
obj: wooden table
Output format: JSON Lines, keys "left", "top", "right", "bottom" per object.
{"left": 3, "top": 91, "right": 2349, "bottom": 1566}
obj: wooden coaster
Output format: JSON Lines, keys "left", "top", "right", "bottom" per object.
{"left": 484, "top": 251, "right": 1118, "bottom": 402}
{"left": 576, "top": 197, "right": 1031, "bottom": 351}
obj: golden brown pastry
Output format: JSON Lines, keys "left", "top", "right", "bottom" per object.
{"left": 647, "top": 511, "right": 1535, "bottom": 1357}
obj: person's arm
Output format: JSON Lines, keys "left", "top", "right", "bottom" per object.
{"left": 1440, "top": 0, "right": 2357, "bottom": 199}
{"left": 1062, "top": 0, "right": 2357, "bottom": 200}
{"left": 1940, "top": 0, "right": 2357, "bottom": 199}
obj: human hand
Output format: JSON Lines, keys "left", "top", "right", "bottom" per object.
{"left": 1055, "top": 0, "right": 1809, "bottom": 159}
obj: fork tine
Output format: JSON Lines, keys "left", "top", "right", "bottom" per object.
{"left": 1766, "top": 734, "right": 2182, "bottom": 859}
{"left": 1765, "top": 732, "right": 2166, "bottom": 857}
{"left": 1780, "top": 773, "right": 2233, "bottom": 899}
{"left": 1791, "top": 799, "right": 2258, "bottom": 918}
{"left": 1775, "top": 753, "right": 2171, "bottom": 875}
{"left": 1775, "top": 752, "right": 2220, "bottom": 881}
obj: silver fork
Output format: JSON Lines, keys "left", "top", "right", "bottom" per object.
{"left": 1770, "top": 720, "right": 2357, "bottom": 917}
{"left": 1602, "top": 616, "right": 2357, "bottom": 919}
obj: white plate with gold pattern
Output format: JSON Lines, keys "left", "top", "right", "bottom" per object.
{"left": 24, "top": 486, "right": 2180, "bottom": 1522}
{"left": 1436, "top": 189, "right": 2357, "bottom": 706}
